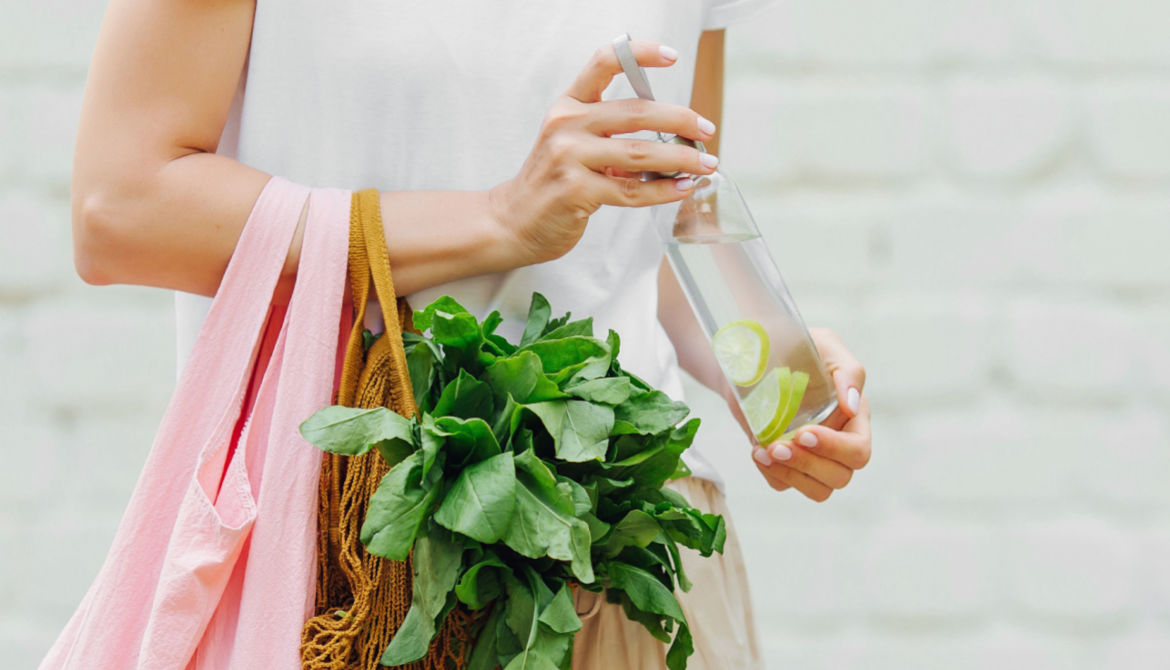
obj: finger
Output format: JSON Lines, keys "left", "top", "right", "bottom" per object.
{"left": 566, "top": 41, "right": 679, "bottom": 104}
{"left": 585, "top": 171, "right": 695, "bottom": 208}
{"left": 765, "top": 439, "right": 854, "bottom": 490}
{"left": 753, "top": 453, "right": 832, "bottom": 502}
{"left": 755, "top": 466, "right": 792, "bottom": 492}
{"left": 809, "top": 327, "right": 866, "bottom": 424}
{"left": 786, "top": 396, "right": 871, "bottom": 471}
{"left": 585, "top": 98, "right": 717, "bottom": 143}
{"left": 603, "top": 166, "right": 640, "bottom": 179}
{"left": 751, "top": 449, "right": 791, "bottom": 492}
{"left": 761, "top": 471, "right": 793, "bottom": 493}
{"left": 580, "top": 136, "right": 716, "bottom": 178}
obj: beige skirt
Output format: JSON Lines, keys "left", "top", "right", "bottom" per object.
{"left": 571, "top": 476, "right": 764, "bottom": 669}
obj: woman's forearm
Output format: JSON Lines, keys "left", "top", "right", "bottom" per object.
{"left": 378, "top": 187, "right": 516, "bottom": 297}
{"left": 75, "top": 0, "right": 714, "bottom": 304}
{"left": 72, "top": 0, "right": 516, "bottom": 303}
{"left": 658, "top": 258, "right": 734, "bottom": 400}
{"left": 73, "top": 149, "right": 516, "bottom": 302}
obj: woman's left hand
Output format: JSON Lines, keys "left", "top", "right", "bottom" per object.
{"left": 742, "top": 327, "right": 871, "bottom": 502}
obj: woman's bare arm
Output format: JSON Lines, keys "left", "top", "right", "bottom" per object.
{"left": 76, "top": 0, "right": 717, "bottom": 303}
{"left": 72, "top": 0, "right": 517, "bottom": 301}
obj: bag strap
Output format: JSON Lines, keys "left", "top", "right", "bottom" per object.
{"left": 337, "top": 189, "right": 417, "bottom": 414}
{"left": 358, "top": 188, "right": 404, "bottom": 332}
{"left": 181, "top": 177, "right": 309, "bottom": 398}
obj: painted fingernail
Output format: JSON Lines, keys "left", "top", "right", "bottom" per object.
{"left": 771, "top": 443, "right": 793, "bottom": 461}
{"left": 798, "top": 431, "right": 818, "bottom": 448}
{"left": 697, "top": 116, "right": 716, "bottom": 136}
{"left": 848, "top": 387, "right": 861, "bottom": 414}
{"left": 659, "top": 45, "right": 679, "bottom": 61}
{"left": 674, "top": 177, "right": 694, "bottom": 191}
{"left": 752, "top": 448, "right": 773, "bottom": 467}
{"left": 699, "top": 152, "right": 719, "bottom": 169}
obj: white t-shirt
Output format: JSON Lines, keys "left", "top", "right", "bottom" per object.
{"left": 176, "top": 0, "right": 776, "bottom": 487}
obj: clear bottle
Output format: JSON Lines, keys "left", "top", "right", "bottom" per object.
{"left": 652, "top": 147, "right": 838, "bottom": 443}
{"left": 612, "top": 34, "right": 837, "bottom": 443}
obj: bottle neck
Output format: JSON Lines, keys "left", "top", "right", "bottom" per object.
{"left": 644, "top": 135, "right": 709, "bottom": 180}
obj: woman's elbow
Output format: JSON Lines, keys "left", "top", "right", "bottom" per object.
{"left": 72, "top": 175, "right": 147, "bottom": 286}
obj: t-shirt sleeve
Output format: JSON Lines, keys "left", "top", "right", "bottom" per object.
{"left": 702, "top": 0, "right": 778, "bottom": 30}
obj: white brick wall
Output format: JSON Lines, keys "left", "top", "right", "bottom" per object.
{"left": 946, "top": 76, "right": 1075, "bottom": 180}
{"left": 3, "top": 1, "right": 1168, "bottom": 668}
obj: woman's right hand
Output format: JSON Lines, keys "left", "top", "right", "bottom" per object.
{"left": 488, "top": 40, "right": 720, "bottom": 266}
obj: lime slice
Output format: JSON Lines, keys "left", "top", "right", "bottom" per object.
{"left": 713, "top": 319, "right": 770, "bottom": 386}
{"left": 743, "top": 367, "right": 789, "bottom": 441}
{"left": 760, "top": 369, "right": 810, "bottom": 445}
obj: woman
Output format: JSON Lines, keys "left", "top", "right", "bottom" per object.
{"left": 67, "top": 0, "right": 871, "bottom": 667}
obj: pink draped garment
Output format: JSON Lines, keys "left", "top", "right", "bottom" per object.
{"left": 42, "top": 178, "right": 351, "bottom": 669}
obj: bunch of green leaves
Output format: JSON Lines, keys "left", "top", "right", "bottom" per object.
{"left": 300, "top": 293, "right": 725, "bottom": 670}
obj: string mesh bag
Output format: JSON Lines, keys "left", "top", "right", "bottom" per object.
{"left": 301, "top": 189, "right": 484, "bottom": 669}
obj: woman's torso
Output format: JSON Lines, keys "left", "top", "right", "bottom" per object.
{"left": 177, "top": 0, "right": 730, "bottom": 483}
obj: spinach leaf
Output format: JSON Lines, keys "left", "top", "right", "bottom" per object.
{"left": 359, "top": 450, "right": 438, "bottom": 561}
{"left": 605, "top": 418, "right": 701, "bottom": 491}
{"left": 518, "top": 337, "right": 608, "bottom": 377}
{"left": 539, "top": 316, "right": 594, "bottom": 341}
{"left": 413, "top": 296, "right": 475, "bottom": 343}
{"left": 562, "top": 376, "right": 633, "bottom": 406}
{"left": 484, "top": 352, "right": 568, "bottom": 405}
{"left": 362, "top": 328, "right": 383, "bottom": 352}
{"left": 540, "top": 311, "right": 572, "bottom": 338}
{"left": 500, "top": 571, "right": 537, "bottom": 666}
{"left": 613, "top": 390, "right": 691, "bottom": 435}
{"left": 464, "top": 605, "right": 502, "bottom": 670}
{"left": 536, "top": 582, "right": 581, "bottom": 635}
{"left": 525, "top": 400, "right": 613, "bottom": 463}
{"left": 501, "top": 568, "right": 572, "bottom": 670}
{"left": 434, "top": 451, "right": 516, "bottom": 544}
{"left": 405, "top": 339, "right": 436, "bottom": 412}
{"left": 299, "top": 406, "right": 415, "bottom": 463}
{"left": 425, "top": 297, "right": 486, "bottom": 373}
{"left": 455, "top": 554, "right": 508, "bottom": 610}
{"left": 606, "top": 561, "right": 691, "bottom": 665}
{"left": 661, "top": 534, "right": 691, "bottom": 592}
{"left": 600, "top": 510, "right": 661, "bottom": 558}
{"left": 665, "top": 623, "right": 695, "bottom": 670}
{"left": 434, "top": 368, "right": 494, "bottom": 421}
{"left": 606, "top": 562, "right": 685, "bottom": 622}
{"left": 520, "top": 293, "right": 552, "bottom": 347}
{"left": 605, "top": 329, "right": 621, "bottom": 372}
{"left": 610, "top": 588, "right": 671, "bottom": 643}
{"left": 504, "top": 451, "right": 595, "bottom": 583}
{"left": 482, "top": 310, "right": 518, "bottom": 356}
{"left": 428, "top": 415, "right": 501, "bottom": 467}
{"left": 380, "top": 527, "right": 464, "bottom": 664}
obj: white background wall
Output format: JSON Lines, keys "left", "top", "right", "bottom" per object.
{"left": 2, "top": 1, "right": 1168, "bottom": 668}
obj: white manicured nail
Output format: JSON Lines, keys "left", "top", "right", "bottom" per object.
{"left": 848, "top": 387, "right": 861, "bottom": 414}
{"left": 753, "top": 448, "right": 773, "bottom": 467}
{"left": 674, "top": 177, "right": 694, "bottom": 191}
{"left": 700, "top": 152, "right": 719, "bottom": 169}
{"left": 798, "top": 431, "right": 818, "bottom": 448}
{"left": 697, "top": 116, "right": 716, "bottom": 136}
{"left": 659, "top": 45, "right": 679, "bottom": 61}
{"left": 771, "top": 444, "right": 793, "bottom": 461}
